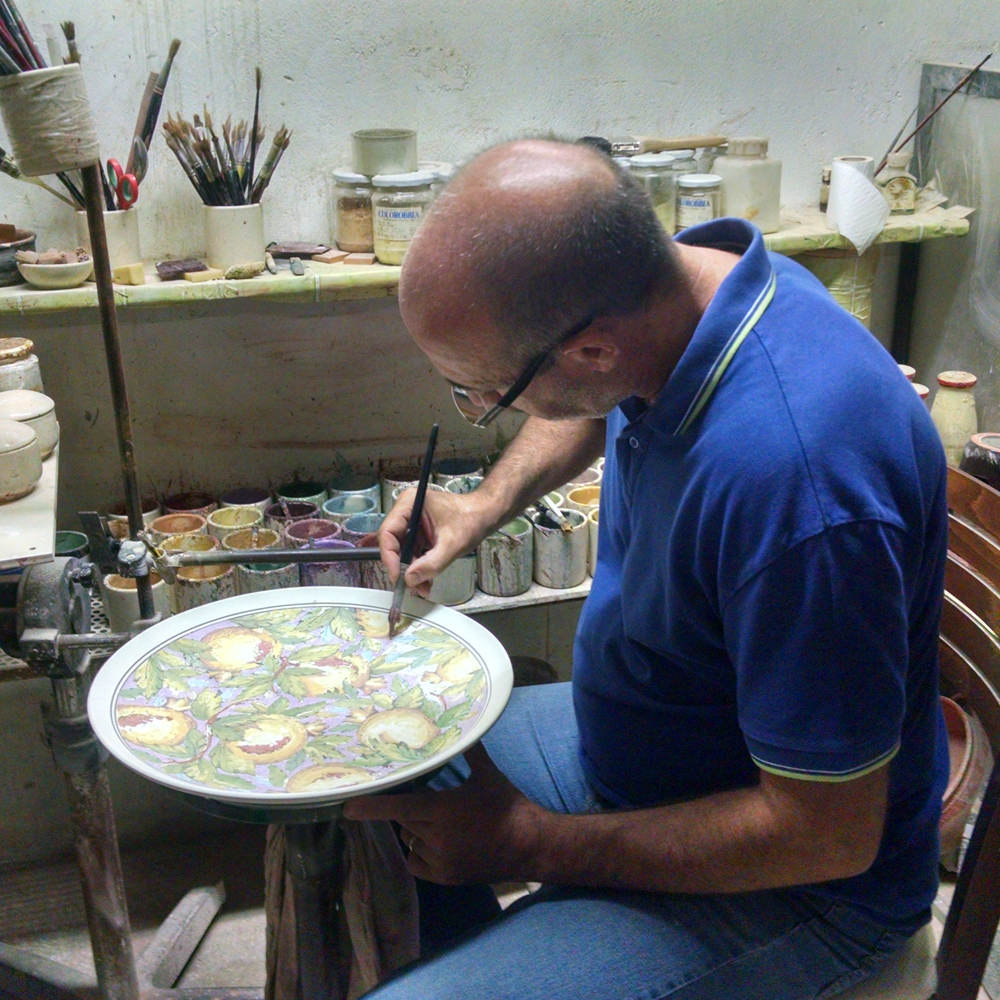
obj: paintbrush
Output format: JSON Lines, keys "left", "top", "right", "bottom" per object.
{"left": 59, "top": 20, "right": 78, "bottom": 64}
{"left": 0, "top": 12, "right": 29, "bottom": 70}
{"left": 138, "top": 38, "right": 180, "bottom": 148}
{"left": 875, "top": 53, "right": 993, "bottom": 175}
{"left": 250, "top": 126, "right": 289, "bottom": 202}
{"left": 0, "top": 145, "right": 76, "bottom": 205}
{"left": 246, "top": 67, "right": 262, "bottom": 202}
{"left": 5, "top": 0, "right": 41, "bottom": 66}
{"left": 126, "top": 72, "right": 157, "bottom": 175}
{"left": 387, "top": 423, "right": 440, "bottom": 639}
{"left": 41, "top": 23, "right": 60, "bottom": 65}
{"left": 539, "top": 494, "right": 573, "bottom": 533}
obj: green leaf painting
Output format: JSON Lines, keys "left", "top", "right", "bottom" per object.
{"left": 114, "top": 603, "right": 492, "bottom": 797}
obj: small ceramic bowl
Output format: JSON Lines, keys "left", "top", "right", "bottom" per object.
{"left": 0, "top": 389, "right": 58, "bottom": 458}
{"left": 148, "top": 513, "right": 208, "bottom": 546}
{"left": 162, "top": 491, "right": 218, "bottom": 517}
{"left": 17, "top": 259, "right": 94, "bottom": 289}
{"left": 0, "top": 417, "right": 42, "bottom": 501}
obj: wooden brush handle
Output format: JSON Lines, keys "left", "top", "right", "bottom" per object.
{"left": 636, "top": 134, "right": 728, "bottom": 152}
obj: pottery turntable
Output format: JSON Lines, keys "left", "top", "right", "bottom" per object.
{"left": 0, "top": 65, "right": 512, "bottom": 1000}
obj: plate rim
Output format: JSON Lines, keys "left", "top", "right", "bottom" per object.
{"left": 87, "top": 586, "right": 512, "bottom": 807}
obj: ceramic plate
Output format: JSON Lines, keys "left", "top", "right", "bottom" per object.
{"left": 88, "top": 587, "right": 512, "bottom": 807}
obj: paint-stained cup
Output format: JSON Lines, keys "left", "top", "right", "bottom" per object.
{"left": 162, "top": 491, "right": 218, "bottom": 517}
{"left": 432, "top": 457, "right": 483, "bottom": 487}
{"left": 327, "top": 472, "right": 381, "bottom": 513}
{"left": 444, "top": 475, "right": 484, "bottom": 495}
{"left": 560, "top": 467, "right": 601, "bottom": 494}
{"left": 100, "top": 573, "right": 170, "bottom": 633}
{"left": 160, "top": 533, "right": 219, "bottom": 554}
{"left": 148, "top": 513, "right": 207, "bottom": 547}
{"left": 390, "top": 482, "right": 445, "bottom": 505}
{"left": 588, "top": 508, "right": 599, "bottom": 577}
{"left": 276, "top": 481, "right": 328, "bottom": 508}
{"left": 532, "top": 508, "right": 588, "bottom": 589}
{"left": 206, "top": 505, "right": 264, "bottom": 541}
{"left": 341, "top": 512, "right": 390, "bottom": 590}
{"left": 264, "top": 501, "right": 320, "bottom": 538}
{"left": 380, "top": 465, "right": 422, "bottom": 511}
{"left": 299, "top": 537, "right": 361, "bottom": 588}
{"left": 478, "top": 516, "right": 533, "bottom": 597}
{"left": 236, "top": 561, "right": 298, "bottom": 594}
{"left": 322, "top": 494, "right": 378, "bottom": 526}
{"left": 286, "top": 519, "right": 342, "bottom": 546}
{"left": 566, "top": 485, "right": 600, "bottom": 516}
{"left": 429, "top": 552, "right": 477, "bottom": 606}
{"left": 219, "top": 487, "right": 271, "bottom": 514}
{"left": 171, "top": 564, "right": 235, "bottom": 613}
{"left": 107, "top": 497, "right": 160, "bottom": 529}
{"left": 223, "top": 527, "right": 283, "bottom": 595}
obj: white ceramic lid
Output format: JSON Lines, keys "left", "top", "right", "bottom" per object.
{"left": 886, "top": 151, "right": 912, "bottom": 169}
{"left": 0, "top": 337, "right": 33, "bottom": 363}
{"left": 677, "top": 173, "right": 722, "bottom": 188}
{"left": 670, "top": 148, "right": 696, "bottom": 160}
{"left": 332, "top": 167, "right": 370, "bottom": 184}
{"left": 372, "top": 171, "right": 435, "bottom": 188}
{"left": 418, "top": 160, "right": 455, "bottom": 180}
{"left": 0, "top": 388, "right": 55, "bottom": 419}
{"left": 727, "top": 136, "right": 769, "bottom": 156}
{"left": 630, "top": 152, "right": 676, "bottom": 167}
{"left": 0, "top": 415, "right": 37, "bottom": 452}
{"left": 87, "top": 587, "right": 513, "bottom": 807}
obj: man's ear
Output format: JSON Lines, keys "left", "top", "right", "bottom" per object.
{"left": 559, "top": 325, "right": 621, "bottom": 374}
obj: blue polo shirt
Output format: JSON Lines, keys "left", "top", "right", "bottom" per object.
{"left": 573, "top": 218, "right": 949, "bottom": 929}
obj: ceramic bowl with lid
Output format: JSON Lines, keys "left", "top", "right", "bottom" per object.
{"left": 0, "top": 388, "right": 58, "bottom": 458}
{"left": 0, "top": 416, "right": 42, "bottom": 501}
{"left": 0, "top": 337, "right": 43, "bottom": 391}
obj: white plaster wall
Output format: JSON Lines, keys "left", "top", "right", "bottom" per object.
{"left": 0, "top": 0, "right": 996, "bottom": 257}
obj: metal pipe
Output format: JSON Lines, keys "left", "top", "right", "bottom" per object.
{"left": 80, "top": 164, "right": 155, "bottom": 623}
{"left": 169, "top": 546, "right": 382, "bottom": 567}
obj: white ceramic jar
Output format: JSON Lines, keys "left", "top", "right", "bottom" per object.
{"left": 0, "top": 337, "right": 43, "bottom": 392}
{"left": 712, "top": 137, "right": 782, "bottom": 234}
{"left": 0, "top": 389, "right": 58, "bottom": 458}
{"left": 0, "top": 417, "right": 42, "bottom": 501}
{"left": 931, "top": 371, "right": 978, "bottom": 466}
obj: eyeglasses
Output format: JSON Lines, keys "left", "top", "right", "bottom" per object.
{"left": 449, "top": 313, "right": 597, "bottom": 428}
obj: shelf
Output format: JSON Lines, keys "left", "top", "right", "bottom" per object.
{"left": 0, "top": 260, "right": 401, "bottom": 316}
{"left": 763, "top": 204, "right": 972, "bottom": 255}
{"left": 458, "top": 578, "right": 591, "bottom": 615}
{"left": 0, "top": 445, "right": 58, "bottom": 572}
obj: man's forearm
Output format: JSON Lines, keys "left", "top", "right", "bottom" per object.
{"left": 476, "top": 416, "right": 605, "bottom": 531}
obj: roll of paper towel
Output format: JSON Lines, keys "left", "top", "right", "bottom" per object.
{"left": 826, "top": 155, "right": 889, "bottom": 255}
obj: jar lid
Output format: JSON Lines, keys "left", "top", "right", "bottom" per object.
{"left": 677, "top": 173, "right": 722, "bottom": 188}
{"left": 0, "top": 416, "right": 36, "bottom": 452}
{"left": 937, "top": 370, "right": 977, "bottom": 389}
{"left": 419, "top": 160, "right": 455, "bottom": 180}
{"left": 372, "top": 170, "right": 435, "bottom": 188}
{"left": 898, "top": 364, "right": 916, "bottom": 381}
{"left": 333, "top": 167, "right": 370, "bottom": 184}
{"left": 912, "top": 383, "right": 930, "bottom": 399}
{"left": 727, "top": 136, "right": 769, "bottom": 156}
{"left": 612, "top": 156, "right": 633, "bottom": 168}
{"left": 0, "top": 388, "right": 54, "bottom": 419}
{"left": 670, "top": 149, "right": 695, "bottom": 160}
{"left": 970, "top": 432, "right": 1000, "bottom": 454}
{"left": 630, "top": 152, "right": 675, "bottom": 167}
{"left": 0, "top": 337, "right": 33, "bottom": 363}
{"left": 886, "top": 151, "right": 912, "bottom": 169}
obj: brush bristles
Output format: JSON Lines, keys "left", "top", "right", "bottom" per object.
{"left": 168, "top": 38, "right": 180, "bottom": 57}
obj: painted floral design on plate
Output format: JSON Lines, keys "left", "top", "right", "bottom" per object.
{"left": 113, "top": 605, "right": 488, "bottom": 796}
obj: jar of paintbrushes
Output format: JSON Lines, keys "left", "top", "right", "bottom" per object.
{"left": 164, "top": 68, "right": 292, "bottom": 274}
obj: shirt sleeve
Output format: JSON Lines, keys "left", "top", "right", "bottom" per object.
{"left": 723, "top": 519, "right": 910, "bottom": 781}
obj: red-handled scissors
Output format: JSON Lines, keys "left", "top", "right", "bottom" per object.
{"left": 106, "top": 158, "right": 139, "bottom": 210}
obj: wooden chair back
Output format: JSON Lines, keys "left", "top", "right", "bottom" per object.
{"left": 936, "top": 466, "right": 1000, "bottom": 1000}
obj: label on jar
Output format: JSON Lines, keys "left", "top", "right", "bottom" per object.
{"left": 676, "top": 194, "right": 715, "bottom": 229}
{"left": 374, "top": 205, "right": 423, "bottom": 242}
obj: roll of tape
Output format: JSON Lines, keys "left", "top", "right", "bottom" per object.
{"left": 0, "top": 65, "right": 100, "bottom": 177}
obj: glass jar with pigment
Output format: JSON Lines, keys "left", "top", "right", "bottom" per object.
{"left": 333, "top": 167, "right": 374, "bottom": 253}
{"left": 675, "top": 174, "right": 722, "bottom": 233}
{"left": 629, "top": 152, "right": 677, "bottom": 233}
{"left": 371, "top": 170, "right": 435, "bottom": 265}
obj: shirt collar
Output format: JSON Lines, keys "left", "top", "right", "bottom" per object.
{"left": 620, "top": 218, "right": 776, "bottom": 437}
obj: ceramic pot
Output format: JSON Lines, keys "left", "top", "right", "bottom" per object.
{"left": 206, "top": 505, "right": 264, "bottom": 541}
{"left": 160, "top": 533, "right": 219, "bottom": 555}
{"left": 107, "top": 497, "right": 161, "bottom": 529}
{"left": 588, "top": 508, "right": 599, "bottom": 577}
{"left": 276, "top": 481, "right": 328, "bottom": 508}
{"left": 478, "top": 517, "right": 533, "bottom": 597}
{"left": 171, "top": 564, "right": 235, "bottom": 613}
{"left": 148, "top": 513, "right": 207, "bottom": 546}
{"left": 264, "top": 501, "right": 320, "bottom": 538}
{"left": 286, "top": 518, "right": 342, "bottom": 546}
{"left": 0, "top": 418, "right": 41, "bottom": 501}
{"left": 380, "top": 465, "right": 422, "bottom": 511}
{"left": 100, "top": 572, "right": 170, "bottom": 633}
{"left": 162, "top": 491, "right": 218, "bottom": 517}
{"left": 55, "top": 530, "right": 89, "bottom": 557}
{"left": 390, "top": 482, "right": 445, "bottom": 505}
{"left": 0, "top": 230, "right": 36, "bottom": 287}
{"left": 76, "top": 208, "right": 141, "bottom": 270}
{"left": 204, "top": 204, "right": 264, "bottom": 272}
{"left": 341, "top": 512, "right": 389, "bottom": 590}
{"left": 0, "top": 389, "right": 58, "bottom": 458}
{"left": 444, "top": 475, "right": 483, "bottom": 495}
{"left": 219, "top": 487, "right": 271, "bottom": 514}
{"left": 566, "top": 485, "right": 600, "bottom": 516}
{"left": 327, "top": 472, "right": 381, "bottom": 513}
{"left": 299, "top": 537, "right": 361, "bottom": 588}
{"left": 532, "top": 509, "right": 588, "bottom": 589}
{"left": 322, "top": 494, "right": 378, "bottom": 526}
{"left": 222, "top": 527, "right": 281, "bottom": 554}
{"left": 236, "top": 561, "right": 298, "bottom": 595}
{"left": 432, "top": 457, "right": 483, "bottom": 487}
{"left": 560, "top": 467, "right": 601, "bottom": 494}
{"left": 0, "top": 337, "right": 43, "bottom": 391}
{"left": 429, "top": 552, "right": 477, "bottom": 606}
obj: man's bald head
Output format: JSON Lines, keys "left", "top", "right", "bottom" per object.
{"left": 399, "top": 139, "right": 679, "bottom": 379}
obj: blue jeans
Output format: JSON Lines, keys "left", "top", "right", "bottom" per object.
{"left": 367, "top": 683, "right": 916, "bottom": 1000}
